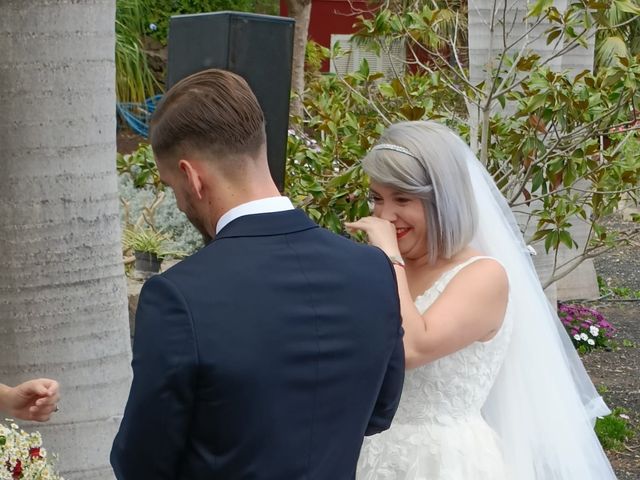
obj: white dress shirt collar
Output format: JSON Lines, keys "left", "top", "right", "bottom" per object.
{"left": 216, "top": 196, "right": 295, "bottom": 234}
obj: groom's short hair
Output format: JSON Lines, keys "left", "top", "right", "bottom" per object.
{"left": 149, "top": 69, "right": 266, "bottom": 164}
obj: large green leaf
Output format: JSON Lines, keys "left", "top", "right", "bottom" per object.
{"left": 529, "top": 0, "right": 554, "bottom": 17}
{"left": 613, "top": 0, "right": 640, "bottom": 15}
{"left": 596, "top": 36, "right": 630, "bottom": 67}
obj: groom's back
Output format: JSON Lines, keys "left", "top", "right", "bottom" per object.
{"left": 165, "top": 210, "right": 403, "bottom": 479}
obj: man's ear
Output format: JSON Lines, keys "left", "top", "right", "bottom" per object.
{"left": 177, "top": 159, "right": 205, "bottom": 200}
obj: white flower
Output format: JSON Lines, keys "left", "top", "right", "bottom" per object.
{"left": 588, "top": 339, "right": 595, "bottom": 346}
{"left": 149, "top": 23, "right": 158, "bottom": 31}
{"left": 573, "top": 334, "right": 581, "bottom": 341}
{"left": 620, "top": 413, "right": 630, "bottom": 420}
{"left": 580, "top": 333, "right": 589, "bottom": 341}
{"left": 590, "top": 326, "right": 600, "bottom": 337}
{"left": 0, "top": 420, "right": 63, "bottom": 479}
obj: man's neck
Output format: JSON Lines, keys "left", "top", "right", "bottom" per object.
{"left": 207, "top": 181, "right": 282, "bottom": 236}
{"left": 215, "top": 195, "right": 295, "bottom": 234}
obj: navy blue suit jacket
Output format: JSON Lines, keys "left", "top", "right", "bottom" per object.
{"left": 111, "top": 209, "right": 404, "bottom": 479}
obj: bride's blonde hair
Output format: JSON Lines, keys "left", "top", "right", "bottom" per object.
{"left": 362, "top": 121, "right": 478, "bottom": 264}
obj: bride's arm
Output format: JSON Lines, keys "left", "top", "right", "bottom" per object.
{"left": 392, "top": 260, "right": 508, "bottom": 369}
{"left": 345, "top": 217, "right": 508, "bottom": 370}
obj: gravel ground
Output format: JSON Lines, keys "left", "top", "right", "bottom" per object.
{"left": 582, "top": 217, "right": 640, "bottom": 479}
{"left": 583, "top": 302, "right": 640, "bottom": 479}
{"left": 593, "top": 217, "right": 640, "bottom": 292}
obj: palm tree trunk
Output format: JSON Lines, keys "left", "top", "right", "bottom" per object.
{"left": 286, "top": 0, "right": 312, "bottom": 118}
{"left": 0, "top": 1, "right": 132, "bottom": 479}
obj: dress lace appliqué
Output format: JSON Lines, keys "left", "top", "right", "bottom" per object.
{"left": 357, "top": 257, "right": 513, "bottom": 480}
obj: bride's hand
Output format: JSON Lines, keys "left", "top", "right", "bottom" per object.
{"left": 345, "top": 217, "right": 401, "bottom": 258}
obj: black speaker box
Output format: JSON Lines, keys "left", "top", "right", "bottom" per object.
{"left": 167, "top": 12, "right": 294, "bottom": 191}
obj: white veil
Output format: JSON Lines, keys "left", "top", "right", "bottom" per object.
{"left": 452, "top": 133, "right": 617, "bottom": 478}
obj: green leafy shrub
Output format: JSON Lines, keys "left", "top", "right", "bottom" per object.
{"left": 595, "top": 408, "right": 636, "bottom": 451}
{"left": 598, "top": 274, "right": 640, "bottom": 299}
{"left": 116, "top": 0, "right": 161, "bottom": 102}
{"left": 117, "top": 143, "right": 161, "bottom": 190}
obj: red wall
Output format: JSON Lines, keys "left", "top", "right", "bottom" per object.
{"left": 280, "top": 0, "right": 376, "bottom": 72}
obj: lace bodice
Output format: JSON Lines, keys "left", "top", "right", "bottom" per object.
{"left": 393, "top": 256, "right": 513, "bottom": 426}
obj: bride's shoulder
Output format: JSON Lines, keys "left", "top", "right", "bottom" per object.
{"left": 447, "top": 247, "right": 506, "bottom": 278}
{"left": 446, "top": 255, "right": 508, "bottom": 299}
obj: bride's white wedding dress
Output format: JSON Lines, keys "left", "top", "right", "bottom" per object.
{"left": 357, "top": 256, "right": 513, "bottom": 480}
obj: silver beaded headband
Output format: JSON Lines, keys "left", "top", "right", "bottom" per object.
{"left": 370, "top": 143, "right": 433, "bottom": 192}
{"left": 371, "top": 143, "right": 420, "bottom": 160}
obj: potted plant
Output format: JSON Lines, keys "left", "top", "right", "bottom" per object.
{"left": 123, "top": 227, "right": 180, "bottom": 278}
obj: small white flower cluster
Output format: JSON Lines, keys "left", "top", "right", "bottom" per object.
{"left": 0, "top": 421, "right": 63, "bottom": 480}
{"left": 573, "top": 326, "right": 600, "bottom": 347}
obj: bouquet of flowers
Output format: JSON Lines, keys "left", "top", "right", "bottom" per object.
{"left": 558, "top": 303, "right": 616, "bottom": 354}
{"left": 0, "top": 421, "right": 63, "bottom": 480}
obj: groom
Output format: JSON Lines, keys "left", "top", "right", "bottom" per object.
{"left": 110, "top": 69, "right": 404, "bottom": 479}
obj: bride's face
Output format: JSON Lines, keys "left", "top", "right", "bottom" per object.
{"left": 369, "top": 181, "right": 428, "bottom": 259}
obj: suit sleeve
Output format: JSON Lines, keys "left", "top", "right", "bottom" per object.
{"left": 365, "top": 324, "right": 404, "bottom": 436}
{"left": 111, "top": 274, "right": 198, "bottom": 479}
{"left": 365, "top": 257, "right": 405, "bottom": 436}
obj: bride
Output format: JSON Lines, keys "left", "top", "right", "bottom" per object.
{"left": 346, "top": 121, "right": 617, "bottom": 479}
